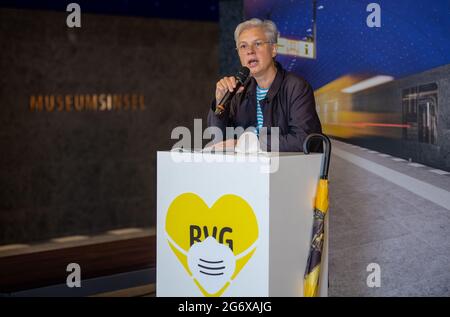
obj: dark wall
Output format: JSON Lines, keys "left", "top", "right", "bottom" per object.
{"left": 0, "top": 8, "right": 219, "bottom": 244}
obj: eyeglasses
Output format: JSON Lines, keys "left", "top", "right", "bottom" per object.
{"left": 236, "top": 40, "right": 273, "bottom": 53}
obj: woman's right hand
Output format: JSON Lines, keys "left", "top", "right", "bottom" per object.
{"left": 215, "top": 76, "right": 244, "bottom": 106}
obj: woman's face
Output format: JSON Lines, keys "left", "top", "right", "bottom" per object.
{"left": 237, "top": 27, "right": 277, "bottom": 77}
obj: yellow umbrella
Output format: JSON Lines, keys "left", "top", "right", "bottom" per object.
{"left": 302, "top": 133, "right": 331, "bottom": 297}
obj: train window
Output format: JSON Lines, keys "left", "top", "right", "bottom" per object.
{"left": 402, "top": 83, "right": 438, "bottom": 145}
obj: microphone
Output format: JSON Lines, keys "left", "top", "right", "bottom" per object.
{"left": 214, "top": 66, "right": 250, "bottom": 116}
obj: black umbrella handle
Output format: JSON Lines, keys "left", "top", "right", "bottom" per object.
{"left": 303, "top": 133, "right": 331, "bottom": 179}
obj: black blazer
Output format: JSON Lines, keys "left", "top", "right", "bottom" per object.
{"left": 208, "top": 62, "right": 323, "bottom": 152}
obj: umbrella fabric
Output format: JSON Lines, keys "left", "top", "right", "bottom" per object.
{"left": 304, "top": 178, "right": 329, "bottom": 297}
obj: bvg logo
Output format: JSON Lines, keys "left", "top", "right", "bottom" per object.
{"left": 165, "top": 193, "right": 259, "bottom": 296}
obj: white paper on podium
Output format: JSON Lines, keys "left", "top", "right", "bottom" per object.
{"left": 171, "top": 130, "right": 264, "bottom": 154}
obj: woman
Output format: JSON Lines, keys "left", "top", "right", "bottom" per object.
{"left": 207, "top": 18, "right": 322, "bottom": 152}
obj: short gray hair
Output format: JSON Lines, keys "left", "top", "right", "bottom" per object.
{"left": 234, "top": 18, "right": 278, "bottom": 45}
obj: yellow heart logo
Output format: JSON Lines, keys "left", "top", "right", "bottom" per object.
{"left": 165, "top": 193, "right": 259, "bottom": 296}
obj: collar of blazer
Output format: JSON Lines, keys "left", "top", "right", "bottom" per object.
{"left": 242, "top": 61, "right": 285, "bottom": 104}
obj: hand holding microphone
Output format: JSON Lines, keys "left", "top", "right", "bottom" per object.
{"left": 214, "top": 66, "right": 250, "bottom": 115}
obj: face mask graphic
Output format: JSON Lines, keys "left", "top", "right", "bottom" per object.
{"left": 187, "top": 237, "right": 235, "bottom": 295}
{"left": 165, "top": 193, "right": 259, "bottom": 296}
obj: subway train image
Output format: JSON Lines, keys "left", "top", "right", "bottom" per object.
{"left": 314, "top": 63, "right": 450, "bottom": 171}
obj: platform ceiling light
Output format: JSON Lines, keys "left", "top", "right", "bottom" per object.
{"left": 341, "top": 75, "right": 394, "bottom": 94}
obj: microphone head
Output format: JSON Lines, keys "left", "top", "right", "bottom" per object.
{"left": 235, "top": 66, "right": 250, "bottom": 84}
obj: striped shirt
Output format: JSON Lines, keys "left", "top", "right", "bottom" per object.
{"left": 256, "top": 85, "right": 269, "bottom": 135}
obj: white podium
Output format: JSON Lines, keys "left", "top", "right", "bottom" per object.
{"left": 156, "top": 151, "right": 328, "bottom": 297}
